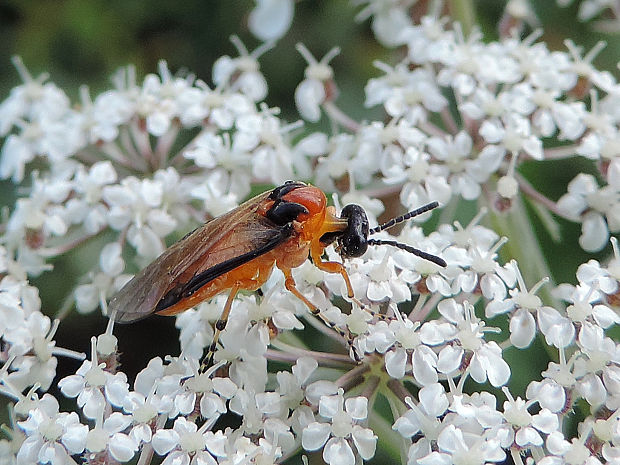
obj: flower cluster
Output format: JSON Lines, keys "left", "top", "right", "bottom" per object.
{"left": 1, "top": 1, "right": 620, "bottom": 465}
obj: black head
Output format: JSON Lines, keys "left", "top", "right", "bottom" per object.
{"left": 337, "top": 204, "right": 370, "bottom": 258}
{"left": 323, "top": 201, "right": 447, "bottom": 267}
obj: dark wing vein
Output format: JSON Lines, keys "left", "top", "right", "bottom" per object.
{"left": 154, "top": 223, "right": 294, "bottom": 312}
{"left": 109, "top": 191, "right": 283, "bottom": 323}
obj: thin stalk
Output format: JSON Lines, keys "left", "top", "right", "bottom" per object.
{"left": 335, "top": 363, "right": 370, "bottom": 390}
{"left": 368, "top": 409, "right": 404, "bottom": 464}
{"left": 265, "top": 346, "right": 354, "bottom": 368}
{"left": 447, "top": 0, "right": 477, "bottom": 35}
{"left": 487, "top": 194, "right": 561, "bottom": 309}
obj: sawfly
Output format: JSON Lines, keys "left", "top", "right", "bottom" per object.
{"left": 108, "top": 181, "right": 446, "bottom": 367}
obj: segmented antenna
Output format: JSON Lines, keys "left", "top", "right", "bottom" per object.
{"left": 367, "top": 201, "right": 445, "bottom": 267}
{"left": 367, "top": 239, "right": 447, "bottom": 267}
{"left": 369, "top": 201, "right": 439, "bottom": 234}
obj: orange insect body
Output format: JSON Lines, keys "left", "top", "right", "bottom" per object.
{"left": 108, "top": 181, "right": 446, "bottom": 367}
{"left": 157, "top": 185, "right": 344, "bottom": 316}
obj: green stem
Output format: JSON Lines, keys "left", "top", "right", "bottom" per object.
{"left": 368, "top": 409, "right": 406, "bottom": 464}
{"left": 487, "top": 195, "right": 561, "bottom": 310}
{"left": 447, "top": 0, "right": 477, "bottom": 35}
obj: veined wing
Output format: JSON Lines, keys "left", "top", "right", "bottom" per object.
{"left": 108, "top": 190, "right": 289, "bottom": 323}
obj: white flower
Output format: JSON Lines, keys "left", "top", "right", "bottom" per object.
{"left": 74, "top": 242, "right": 129, "bottom": 314}
{"left": 436, "top": 299, "right": 511, "bottom": 387}
{"left": 175, "top": 299, "right": 219, "bottom": 360}
{"left": 4, "top": 175, "right": 72, "bottom": 250}
{"left": 122, "top": 391, "right": 159, "bottom": 445}
{"left": 545, "top": 430, "right": 598, "bottom": 465}
{"left": 277, "top": 356, "right": 318, "bottom": 411}
{"left": 302, "top": 389, "right": 377, "bottom": 465}
{"left": 237, "top": 109, "right": 299, "bottom": 185}
{"left": 218, "top": 313, "right": 270, "bottom": 392}
{"left": 365, "top": 63, "right": 447, "bottom": 124}
{"left": 190, "top": 169, "right": 244, "bottom": 217}
{"left": 0, "top": 57, "right": 70, "bottom": 135}
{"left": 392, "top": 384, "right": 449, "bottom": 439}
{"left": 557, "top": 172, "right": 620, "bottom": 252}
{"left": 239, "top": 288, "right": 304, "bottom": 333}
{"left": 0, "top": 59, "right": 84, "bottom": 182}
{"left": 574, "top": 322, "right": 620, "bottom": 408}
{"left": 102, "top": 174, "right": 180, "bottom": 259}
{"left": 213, "top": 36, "right": 271, "bottom": 102}
{"left": 248, "top": 0, "right": 294, "bottom": 41}
{"left": 294, "top": 44, "right": 340, "bottom": 122}
{"left": 152, "top": 417, "right": 219, "bottom": 465}
{"left": 479, "top": 113, "right": 543, "bottom": 160}
{"left": 88, "top": 88, "right": 134, "bottom": 142}
{"left": 17, "top": 396, "right": 87, "bottom": 465}
{"left": 555, "top": 281, "right": 620, "bottom": 329}
{"left": 501, "top": 387, "right": 559, "bottom": 448}
{"left": 84, "top": 411, "right": 138, "bottom": 463}
{"left": 354, "top": 0, "right": 413, "bottom": 47}
{"left": 172, "top": 365, "right": 237, "bottom": 420}
{"left": 4, "top": 312, "right": 83, "bottom": 392}
{"left": 57, "top": 337, "right": 129, "bottom": 419}
{"left": 135, "top": 60, "right": 199, "bottom": 136}
{"left": 526, "top": 377, "right": 568, "bottom": 413}
{"left": 418, "top": 424, "right": 506, "bottom": 465}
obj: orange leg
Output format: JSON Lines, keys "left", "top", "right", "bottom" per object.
{"left": 201, "top": 285, "right": 239, "bottom": 371}
{"left": 310, "top": 245, "right": 388, "bottom": 321}
{"left": 311, "top": 248, "right": 355, "bottom": 298}
{"left": 282, "top": 268, "right": 360, "bottom": 361}
{"left": 200, "top": 263, "right": 275, "bottom": 371}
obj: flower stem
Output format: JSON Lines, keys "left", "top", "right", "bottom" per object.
{"left": 487, "top": 195, "right": 561, "bottom": 309}
{"left": 447, "top": 0, "right": 477, "bottom": 35}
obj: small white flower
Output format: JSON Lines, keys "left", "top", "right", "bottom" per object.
{"left": 557, "top": 172, "right": 620, "bottom": 252}
{"left": 58, "top": 337, "right": 129, "bottom": 419}
{"left": 74, "top": 242, "right": 129, "bottom": 314}
{"left": 302, "top": 389, "right": 377, "bottom": 465}
{"left": 17, "top": 396, "right": 87, "bottom": 465}
{"left": 294, "top": 44, "right": 340, "bottom": 122}
{"left": 392, "top": 384, "right": 449, "bottom": 439}
{"left": 213, "top": 36, "right": 271, "bottom": 102}
{"left": 152, "top": 416, "right": 218, "bottom": 465}
{"left": 501, "top": 387, "right": 559, "bottom": 448}
{"left": 436, "top": 299, "right": 511, "bottom": 387}
{"left": 419, "top": 424, "right": 506, "bottom": 465}
{"left": 84, "top": 411, "right": 137, "bottom": 462}
{"left": 248, "top": 0, "right": 294, "bottom": 41}
{"left": 354, "top": 0, "right": 413, "bottom": 47}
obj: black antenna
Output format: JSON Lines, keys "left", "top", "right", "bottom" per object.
{"left": 367, "top": 201, "right": 446, "bottom": 267}
{"left": 367, "top": 239, "right": 447, "bottom": 267}
{"left": 370, "top": 201, "right": 439, "bottom": 234}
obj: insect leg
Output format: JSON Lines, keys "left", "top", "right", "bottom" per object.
{"left": 281, "top": 268, "right": 361, "bottom": 361}
{"left": 201, "top": 285, "right": 240, "bottom": 371}
{"left": 310, "top": 255, "right": 355, "bottom": 298}
{"left": 310, "top": 248, "right": 388, "bottom": 322}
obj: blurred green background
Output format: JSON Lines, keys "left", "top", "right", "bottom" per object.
{"left": 1, "top": 0, "right": 619, "bottom": 463}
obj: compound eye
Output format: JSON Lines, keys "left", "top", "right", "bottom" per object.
{"left": 339, "top": 204, "right": 369, "bottom": 258}
{"left": 266, "top": 201, "right": 309, "bottom": 226}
